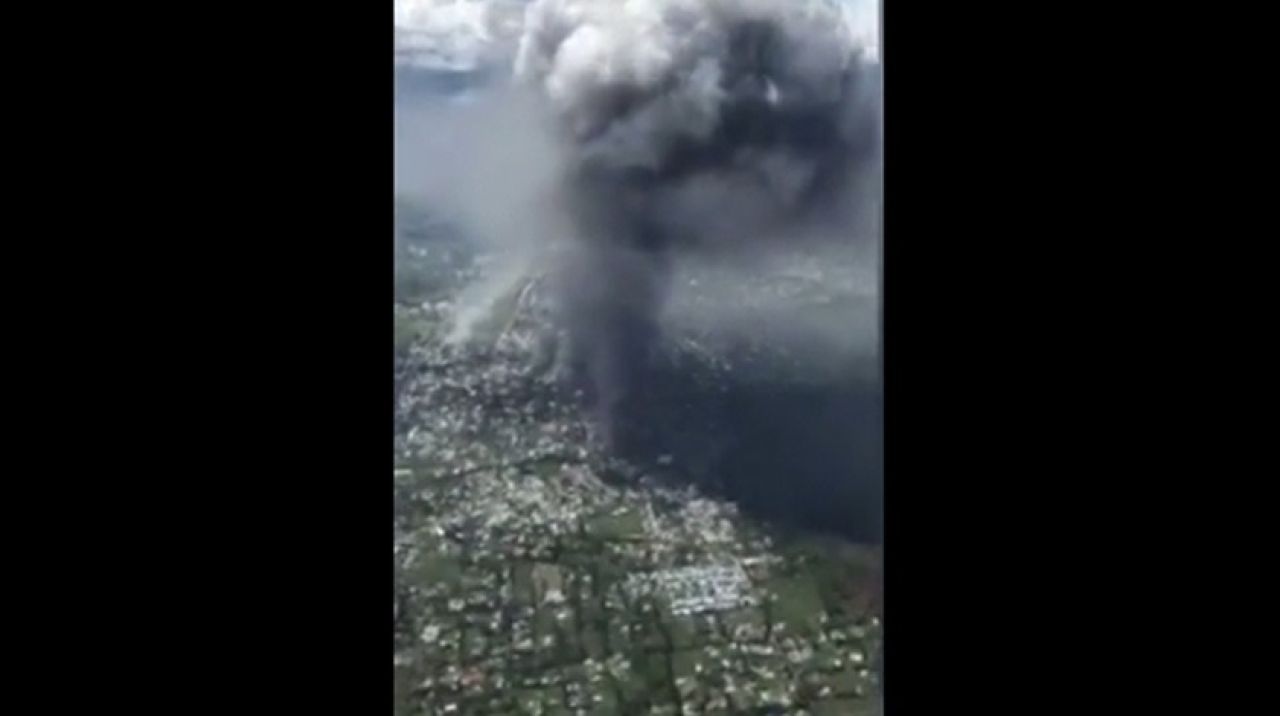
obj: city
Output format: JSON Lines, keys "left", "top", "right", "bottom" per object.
{"left": 394, "top": 234, "right": 882, "bottom": 714}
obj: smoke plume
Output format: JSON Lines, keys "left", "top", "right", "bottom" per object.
{"left": 513, "top": 0, "right": 881, "bottom": 448}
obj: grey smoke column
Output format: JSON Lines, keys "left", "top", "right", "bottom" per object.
{"left": 516, "top": 0, "right": 881, "bottom": 446}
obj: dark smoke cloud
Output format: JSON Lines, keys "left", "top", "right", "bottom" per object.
{"left": 513, "top": 0, "right": 881, "bottom": 446}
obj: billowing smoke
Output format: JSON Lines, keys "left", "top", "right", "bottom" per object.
{"left": 512, "top": 0, "right": 881, "bottom": 447}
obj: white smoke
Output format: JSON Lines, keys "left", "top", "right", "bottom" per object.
{"left": 393, "top": 0, "right": 879, "bottom": 73}
{"left": 511, "top": 0, "right": 880, "bottom": 253}
{"left": 394, "top": 86, "right": 571, "bottom": 346}
{"left": 516, "top": 0, "right": 872, "bottom": 164}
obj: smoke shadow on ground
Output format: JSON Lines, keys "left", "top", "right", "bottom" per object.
{"left": 719, "top": 377, "right": 882, "bottom": 543}
{"left": 618, "top": 353, "right": 883, "bottom": 544}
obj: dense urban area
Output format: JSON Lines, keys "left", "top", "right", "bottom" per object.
{"left": 395, "top": 202, "right": 882, "bottom": 715}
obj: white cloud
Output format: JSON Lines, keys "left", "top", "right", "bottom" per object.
{"left": 840, "top": 0, "right": 880, "bottom": 60}
{"left": 394, "top": 0, "right": 528, "bottom": 72}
